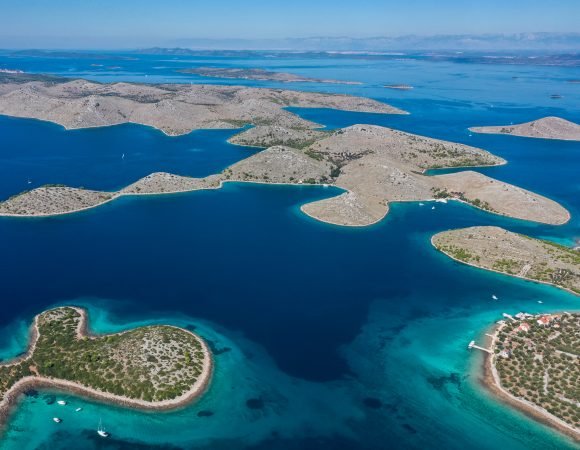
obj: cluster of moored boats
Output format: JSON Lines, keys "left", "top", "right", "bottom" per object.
{"left": 52, "top": 400, "right": 109, "bottom": 438}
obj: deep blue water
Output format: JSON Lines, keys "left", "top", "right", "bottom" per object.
{"left": 0, "top": 115, "right": 257, "bottom": 198}
{"left": 0, "top": 51, "right": 579, "bottom": 449}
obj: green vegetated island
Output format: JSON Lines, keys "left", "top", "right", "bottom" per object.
{"left": 432, "top": 226, "right": 580, "bottom": 295}
{"left": 470, "top": 116, "right": 580, "bottom": 141}
{"left": 0, "top": 307, "right": 212, "bottom": 428}
{"left": 177, "top": 67, "right": 362, "bottom": 85}
{"left": 0, "top": 74, "right": 571, "bottom": 228}
{"left": 482, "top": 312, "right": 579, "bottom": 440}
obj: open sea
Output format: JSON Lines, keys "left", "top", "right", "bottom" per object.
{"left": 0, "top": 51, "right": 579, "bottom": 449}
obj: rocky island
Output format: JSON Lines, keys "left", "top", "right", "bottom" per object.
{"left": 0, "top": 73, "right": 401, "bottom": 136}
{"left": 0, "top": 307, "right": 212, "bottom": 428}
{"left": 480, "top": 312, "right": 579, "bottom": 440}
{"left": 178, "top": 67, "right": 362, "bottom": 85}
{"left": 432, "top": 226, "right": 580, "bottom": 295}
{"left": 469, "top": 117, "right": 580, "bottom": 141}
{"left": 0, "top": 75, "right": 570, "bottom": 226}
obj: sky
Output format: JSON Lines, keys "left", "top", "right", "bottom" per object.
{"left": 0, "top": 0, "right": 579, "bottom": 49}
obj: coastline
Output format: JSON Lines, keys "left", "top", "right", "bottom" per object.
{"left": 0, "top": 307, "right": 213, "bottom": 431}
{"left": 479, "top": 324, "right": 580, "bottom": 442}
{"left": 0, "top": 179, "right": 331, "bottom": 219}
{"left": 0, "top": 177, "right": 568, "bottom": 229}
{"left": 0, "top": 111, "right": 571, "bottom": 227}
{"left": 0, "top": 159, "right": 516, "bottom": 224}
{"left": 431, "top": 236, "right": 579, "bottom": 297}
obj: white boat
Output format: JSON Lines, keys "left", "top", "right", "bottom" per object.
{"left": 27, "top": 179, "right": 32, "bottom": 184}
{"left": 492, "top": 295, "right": 498, "bottom": 300}
{"left": 57, "top": 400, "right": 67, "bottom": 406}
{"left": 431, "top": 206, "right": 436, "bottom": 210}
{"left": 53, "top": 417, "right": 62, "bottom": 423}
{"left": 98, "top": 418, "right": 109, "bottom": 438}
{"left": 122, "top": 153, "right": 125, "bottom": 159}
{"left": 538, "top": 300, "right": 543, "bottom": 304}
{"left": 75, "top": 407, "right": 82, "bottom": 412}
{"left": 419, "top": 203, "right": 424, "bottom": 206}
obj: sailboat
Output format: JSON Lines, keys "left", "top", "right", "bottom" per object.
{"left": 98, "top": 418, "right": 109, "bottom": 438}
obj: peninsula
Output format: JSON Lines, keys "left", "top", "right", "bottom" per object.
{"left": 0, "top": 75, "right": 570, "bottom": 226}
{"left": 177, "top": 67, "right": 362, "bottom": 85}
{"left": 0, "top": 307, "right": 212, "bottom": 428}
{"left": 479, "top": 312, "right": 579, "bottom": 440}
{"left": 432, "top": 226, "right": 580, "bottom": 295}
{"left": 469, "top": 117, "right": 580, "bottom": 141}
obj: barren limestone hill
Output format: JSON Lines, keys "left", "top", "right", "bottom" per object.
{"left": 0, "top": 76, "right": 570, "bottom": 226}
{"left": 432, "top": 226, "right": 580, "bottom": 294}
{"left": 0, "top": 187, "right": 114, "bottom": 216}
{"left": 0, "top": 75, "right": 405, "bottom": 136}
{"left": 432, "top": 171, "right": 569, "bottom": 224}
{"left": 256, "top": 124, "right": 566, "bottom": 226}
{"left": 0, "top": 123, "right": 570, "bottom": 226}
{"left": 0, "top": 307, "right": 212, "bottom": 425}
{"left": 229, "top": 125, "right": 329, "bottom": 149}
{"left": 470, "top": 117, "right": 580, "bottom": 141}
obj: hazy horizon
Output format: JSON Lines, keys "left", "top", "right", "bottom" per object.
{"left": 1, "top": 0, "right": 580, "bottom": 50}
{"left": 1, "top": 32, "right": 580, "bottom": 52}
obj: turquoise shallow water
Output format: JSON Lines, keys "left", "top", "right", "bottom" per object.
{"left": 0, "top": 51, "right": 579, "bottom": 449}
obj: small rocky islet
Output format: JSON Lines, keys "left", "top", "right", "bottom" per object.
{"left": 469, "top": 116, "right": 580, "bottom": 141}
